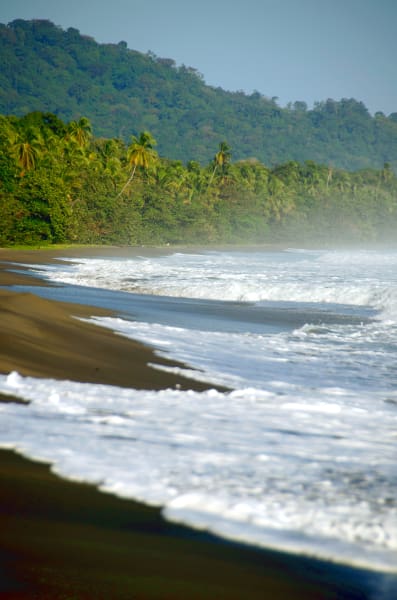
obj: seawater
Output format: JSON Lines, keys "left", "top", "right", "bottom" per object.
{"left": 1, "top": 248, "right": 397, "bottom": 573}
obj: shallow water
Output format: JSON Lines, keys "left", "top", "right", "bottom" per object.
{"left": 1, "top": 247, "right": 397, "bottom": 573}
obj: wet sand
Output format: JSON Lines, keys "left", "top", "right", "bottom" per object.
{"left": 0, "top": 246, "right": 213, "bottom": 390}
{"left": 0, "top": 246, "right": 390, "bottom": 599}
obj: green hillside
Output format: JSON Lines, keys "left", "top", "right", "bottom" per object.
{"left": 1, "top": 19, "right": 397, "bottom": 171}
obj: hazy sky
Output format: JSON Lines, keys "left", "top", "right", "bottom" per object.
{"left": 1, "top": 0, "right": 396, "bottom": 115}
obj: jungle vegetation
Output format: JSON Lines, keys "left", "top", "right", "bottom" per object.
{"left": 1, "top": 112, "right": 396, "bottom": 247}
{"left": 1, "top": 19, "right": 397, "bottom": 172}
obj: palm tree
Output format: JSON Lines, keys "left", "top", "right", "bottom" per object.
{"left": 66, "top": 117, "right": 92, "bottom": 148}
{"left": 117, "top": 131, "right": 157, "bottom": 198}
{"left": 209, "top": 141, "right": 231, "bottom": 185}
{"left": 12, "top": 128, "right": 45, "bottom": 175}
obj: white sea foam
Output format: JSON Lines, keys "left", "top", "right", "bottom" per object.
{"left": 82, "top": 315, "right": 397, "bottom": 395}
{"left": 0, "top": 372, "right": 396, "bottom": 572}
{"left": 30, "top": 248, "right": 397, "bottom": 321}
{"left": 3, "top": 248, "right": 397, "bottom": 573}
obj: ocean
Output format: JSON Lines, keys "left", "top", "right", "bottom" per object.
{"left": 1, "top": 247, "right": 396, "bottom": 576}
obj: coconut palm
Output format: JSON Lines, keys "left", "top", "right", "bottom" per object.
{"left": 12, "top": 128, "right": 45, "bottom": 175}
{"left": 66, "top": 117, "right": 92, "bottom": 148}
{"left": 209, "top": 141, "right": 231, "bottom": 185}
{"left": 117, "top": 131, "right": 157, "bottom": 197}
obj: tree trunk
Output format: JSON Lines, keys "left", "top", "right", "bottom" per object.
{"left": 117, "top": 164, "right": 137, "bottom": 198}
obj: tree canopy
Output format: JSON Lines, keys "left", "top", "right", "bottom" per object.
{"left": 1, "top": 19, "right": 396, "bottom": 172}
{"left": 1, "top": 112, "right": 396, "bottom": 248}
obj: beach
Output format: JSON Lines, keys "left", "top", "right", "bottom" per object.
{"left": 0, "top": 246, "right": 393, "bottom": 599}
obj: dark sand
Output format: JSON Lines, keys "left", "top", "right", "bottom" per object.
{"left": 0, "top": 247, "right": 392, "bottom": 599}
{"left": 0, "top": 247, "right": 213, "bottom": 390}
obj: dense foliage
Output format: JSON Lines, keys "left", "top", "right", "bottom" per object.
{"left": 1, "top": 112, "right": 396, "bottom": 247}
{"left": 1, "top": 19, "right": 397, "bottom": 171}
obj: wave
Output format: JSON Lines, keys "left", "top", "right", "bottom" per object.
{"left": 3, "top": 248, "right": 397, "bottom": 575}
{"left": 1, "top": 371, "right": 396, "bottom": 573}
{"left": 83, "top": 315, "right": 397, "bottom": 395}
{"left": 31, "top": 248, "right": 397, "bottom": 322}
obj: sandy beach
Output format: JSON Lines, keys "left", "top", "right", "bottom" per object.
{"left": 0, "top": 246, "right": 391, "bottom": 599}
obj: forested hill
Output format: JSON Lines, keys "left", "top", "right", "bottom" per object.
{"left": 1, "top": 19, "right": 397, "bottom": 171}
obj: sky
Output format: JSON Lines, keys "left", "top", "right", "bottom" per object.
{"left": 1, "top": 0, "right": 396, "bottom": 115}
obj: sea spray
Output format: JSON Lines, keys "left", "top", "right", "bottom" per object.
{"left": 2, "top": 247, "right": 397, "bottom": 573}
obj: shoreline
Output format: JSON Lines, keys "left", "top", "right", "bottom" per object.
{"left": 0, "top": 246, "right": 216, "bottom": 390}
{"left": 1, "top": 448, "right": 382, "bottom": 600}
{"left": 0, "top": 246, "right": 395, "bottom": 599}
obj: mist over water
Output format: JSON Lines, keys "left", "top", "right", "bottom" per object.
{"left": 1, "top": 247, "right": 397, "bottom": 576}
